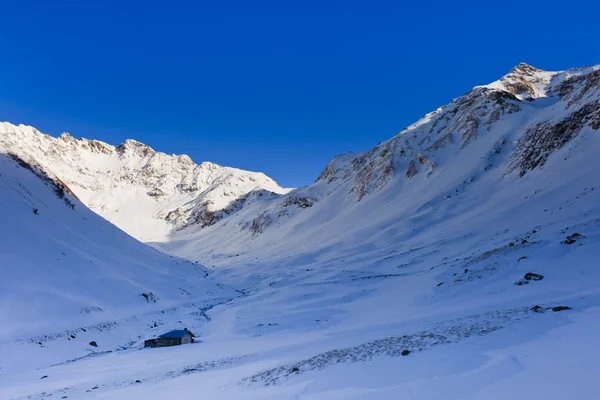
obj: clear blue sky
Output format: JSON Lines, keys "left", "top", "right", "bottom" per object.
{"left": 1, "top": 1, "right": 598, "bottom": 187}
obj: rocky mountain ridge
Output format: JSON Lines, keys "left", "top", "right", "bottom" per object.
{"left": 318, "top": 63, "right": 599, "bottom": 197}
{"left": 0, "top": 123, "right": 290, "bottom": 241}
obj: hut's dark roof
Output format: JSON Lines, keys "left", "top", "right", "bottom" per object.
{"left": 159, "top": 329, "right": 195, "bottom": 339}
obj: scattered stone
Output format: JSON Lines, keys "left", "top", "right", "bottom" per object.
{"left": 290, "top": 367, "right": 299, "bottom": 373}
{"left": 518, "top": 256, "right": 528, "bottom": 262}
{"left": 92, "top": 386, "right": 99, "bottom": 390}
{"left": 41, "top": 375, "right": 48, "bottom": 379}
{"left": 244, "top": 305, "right": 537, "bottom": 386}
{"left": 62, "top": 397, "right": 68, "bottom": 399}
{"left": 551, "top": 306, "right": 572, "bottom": 312}
{"left": 521, "top": 239, "right": 528, "bottom": 244}
{"left": 530, "top": 305, "right": 547, "bottom": 312}
{"left": 515, "top": 280, "right": 529, "bottom": 286}
{"left": 70, "top": 334, "right": 76, "bottom": 339}
{"left": 508, "top": 242, "right": 515, "bottom": 247}
{"left": 562, "top": 233, "right": 583, "bottom": 245}
{"left": 524, "top": 272, "right": 544, "bottom": 281}
{"left": 135, "top": 380, "right": 141, "bottom": 383}
{"left": 532, "top": 230, "right": 537, "bottom": 234}
{"left": 464, "top": 269, "right": 469, "bottom": 274}
{"left": 89, "top": 341, "right": 98, "bottom": 347}
{"left": 141, "top": 292, "right": 158, "bottom": 303}
{"left": 436, "top": 282, "right": 444, "bottom": 287}
{"left": 33, "top": 208, "right": 39, "bottom": 215}
{"left": 401, "top": 350, "right": 410, "bottom": 356}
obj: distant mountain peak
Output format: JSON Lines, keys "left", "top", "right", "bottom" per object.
{"left": 0, "top": 122, "right": 290, "bottom": 242}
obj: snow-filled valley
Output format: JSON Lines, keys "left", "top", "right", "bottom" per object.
{"left": 1, "top": 63, "right": 600, "bottom": 399}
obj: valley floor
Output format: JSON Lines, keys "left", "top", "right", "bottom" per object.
{"left": 2, "top": 294, "right": 599, "bottom": 399}
{"left": 3, "top": 211, "right": 600, "bottom": 399}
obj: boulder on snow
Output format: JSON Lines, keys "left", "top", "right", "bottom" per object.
{"left": 562, "top": 233, "right": 582, "bottom": 245}
{"left": 141, "top": 292, "right": 158, "bottom": 303}
{"left": 551, "top": 306, "right": 572, "bottom": 312}
{"left": 401, "top": 350, "right": 410, "bottom": 356}
{"left": 524, "top": 272, "right": 544, "bottom": 281}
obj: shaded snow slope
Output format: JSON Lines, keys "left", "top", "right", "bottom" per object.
{"left": 0, "top": 153, "right": 237, "bottom": 375}
{"left": 0, "top": 125, "right": 290, "bottom": 242}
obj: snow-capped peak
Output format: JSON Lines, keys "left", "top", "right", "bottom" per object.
{"left": 481, "top": 62, "right": 559, "bottom": 100}
{"left": 509, "top": 62, "right": 542, "bottom": 75}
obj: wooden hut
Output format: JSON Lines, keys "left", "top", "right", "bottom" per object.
{"left": 144, "top": 328, "right": 195, "bottom": 348}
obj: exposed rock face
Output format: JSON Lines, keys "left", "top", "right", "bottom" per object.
{"left": 248, "top": 211, "right": 272, "bottom": 237}
{"left": 512, "top": 100, "right": 600, "bottom": 177}
{"left": 551, "top": 68, "right": 600, "bottom": 108}
{"left": 282, "top": 196, "right": 314, "bottom": 209}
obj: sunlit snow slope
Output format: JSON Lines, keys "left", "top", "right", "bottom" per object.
{"left": 0, "top": 126, "right": 290, "bottom": 242}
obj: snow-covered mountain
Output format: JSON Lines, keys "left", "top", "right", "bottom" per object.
{"left": 161, "top": 63, "right": 600, "bottom": 262}
{"left": 2, "top": 63, "right": 600, "bottom": 399}
{"left": 4, "top": 62, "right": 597, "bottom": 252}
{"left": 0, "top": 125, "right": 290, "bottom": 242}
